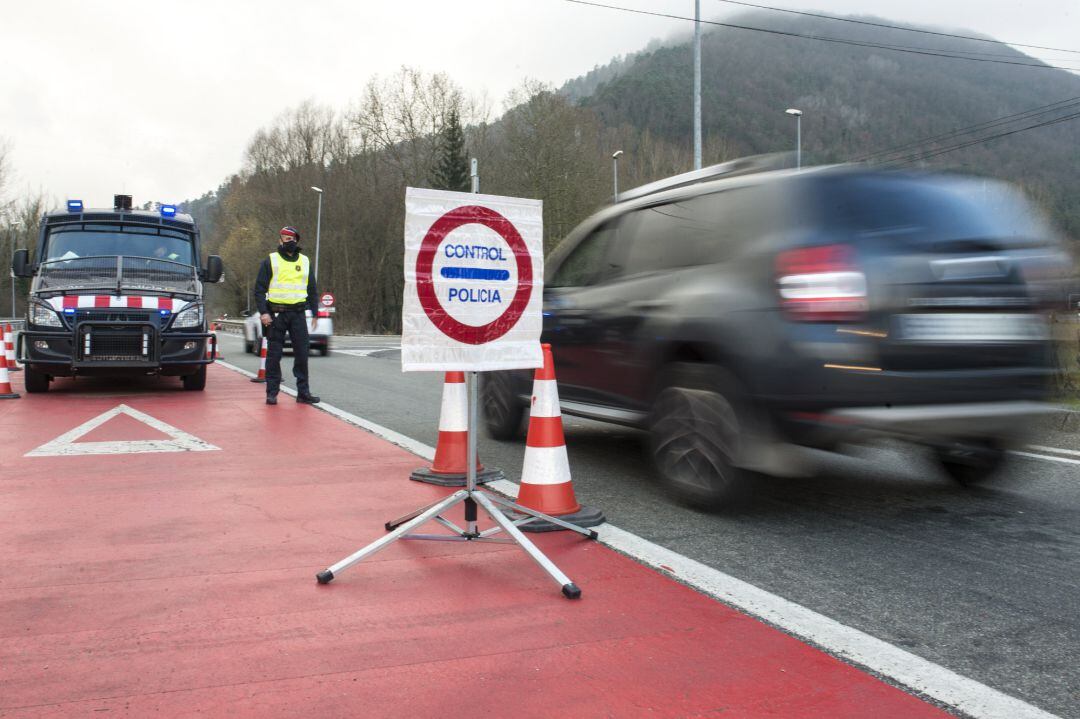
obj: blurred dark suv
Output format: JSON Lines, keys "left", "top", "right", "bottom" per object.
{"left": 482, "top": 159, "right": 1067, "bottom": 507}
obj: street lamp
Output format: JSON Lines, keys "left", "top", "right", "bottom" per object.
{"left": 611, "top": 150, "right": 623, "bottom": 203}
{"left": 310, "top": 186, "right": 323, "bottom": 283}
{"left": 785, "top": 108, "right": 802, "bottom": 169}
{"left": 4, "top": 218, "right": 21, "bottom": 317}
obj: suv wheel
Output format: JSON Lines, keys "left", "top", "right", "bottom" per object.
{"left": 649, "top": 363, "right": 747, "bottom": 509}
{"left": 24, "top": 366, "right": 50, "bottom": 393}
{"left": 481, "top": 371, "right": 524, "bottom": 440}
{"left": 935, "top": 439, "right": 1007, "bottom": 486}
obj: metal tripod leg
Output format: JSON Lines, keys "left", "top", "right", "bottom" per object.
{"left": 484, "top": 492, "right": 600, "bottom": 539}
{"left": 385, "top": 494, "right": 456, "bottom": 531}
{"left": 472, "top": 490, "right": 581, "bottom": 599}
{"left": 316, "top": 490, "right": 467, "bottom": 584}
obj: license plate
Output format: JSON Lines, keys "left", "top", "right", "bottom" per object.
{"left": 897, "top": 313, "right": 1047, "bottom": 342}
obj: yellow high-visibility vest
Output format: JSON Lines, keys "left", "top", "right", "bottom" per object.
{"left": 267, "top": 252, "right": 310, "bottom": 305}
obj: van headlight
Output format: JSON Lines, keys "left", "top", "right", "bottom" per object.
{"left": 30, "top": 302, "right": 63, "bottom": 328}
{"left": 172, "top": 303, "right": 204, "bottom": 329}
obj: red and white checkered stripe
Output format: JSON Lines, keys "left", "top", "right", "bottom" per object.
{"left": 4, "top": 325, "right": 16, "bottom": 368}
{"left": 47, "top": 295, "right": 190, "bottom": 312}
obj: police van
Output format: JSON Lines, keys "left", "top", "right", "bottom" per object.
{"left": 12, "top": 195, "right": 224, "bottom": 392}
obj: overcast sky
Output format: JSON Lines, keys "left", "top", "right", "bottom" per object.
{"left": 1, "top": 0, "right": 1076, "bottom": 208}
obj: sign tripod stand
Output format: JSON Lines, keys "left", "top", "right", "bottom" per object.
{"left": 315, "top": 372, "right": 597, "bottom": 598}
{"left": 317, "top": 161, "right": 596, "bottom": 598}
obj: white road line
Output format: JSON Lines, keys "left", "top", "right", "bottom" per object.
{"left": 1026, "top": 444, "right": 1080, "bottom": 458}
{"left": 333, "top": 348, "right": 401, "bottom": 358}
{"left": 1011, "top": 450, "right": 1080, "bottom": 467}
{"left": 218, "top": 361, "right": 433, "bottom": 459}
{"left": 215, "top": 360, "right": 1059, "bottom": 719}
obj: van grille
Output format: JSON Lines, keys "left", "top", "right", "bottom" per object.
{"left": 78, "top": 327, "right": 154, "bottom": 363}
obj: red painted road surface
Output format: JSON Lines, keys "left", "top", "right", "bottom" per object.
{"left": 0, "top": 367, "right": 951, "bottom": 718}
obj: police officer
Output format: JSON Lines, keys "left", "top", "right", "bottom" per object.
{"left": 253, "top": 226, "right": 321, "bottom": 406}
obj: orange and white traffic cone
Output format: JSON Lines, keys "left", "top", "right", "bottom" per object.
{"left": 250, "top": 336, "right": 268, "bottom": 383}
{"left": 514, "top": 344, "right": 604, "bottom": 532}
{"left": 410, "top": 371, "right": 505, "bottom": 487}
{"left": 205, "top": 332, "right": 222, "bottom": 361}
{"left": 4, "top": 324, "right": 20, "bottom": 372}
{"left": 0, "top": 347, "right": 20, "bottom": 399}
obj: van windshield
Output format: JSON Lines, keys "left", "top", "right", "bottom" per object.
{"left": 44, "top": 225, "right": 195, "bottom": 265}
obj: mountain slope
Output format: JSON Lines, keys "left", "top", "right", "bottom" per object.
{"left": 573, "top": 11, "right": 1080, "bottom": 237}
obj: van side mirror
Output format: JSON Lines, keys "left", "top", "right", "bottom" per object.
{"left": 12, "top": 249, "right": 31, "bottom": 278}
{"left": 205, "top": 255, "right": 224, "bottom": 284}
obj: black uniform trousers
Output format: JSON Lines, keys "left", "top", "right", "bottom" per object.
{"left": 265, "top": 307, "right": 311, "bottom": 397}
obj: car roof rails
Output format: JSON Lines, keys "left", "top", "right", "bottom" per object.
{"left": 615, "top": 153, "right": 792, "bottom": 204}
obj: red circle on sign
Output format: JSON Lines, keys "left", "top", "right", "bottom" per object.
{"left": 320, "top": 292, "right": 335, "bottom": 307}
{"left": 415, "top": 205, "right": 533, "bottom": 345}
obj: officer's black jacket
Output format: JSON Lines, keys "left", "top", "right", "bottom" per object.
{"left": 253, "top": 248, "right": 319, "bottom": 315}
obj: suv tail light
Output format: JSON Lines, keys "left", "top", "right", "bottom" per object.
{"left": 777, "top": 244, "right": 867, "bottom": 322}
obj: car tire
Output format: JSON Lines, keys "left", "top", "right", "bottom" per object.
{"left": 649, "top": 363, "right": 748, "bottom": 509}
{"left": 245, "top": 338, "right": 254, "bottom": 354}
{"left": 935, "top": 439, "right": 1007, "bottom": 486}
{"left": 481, "top": 371, "right": 525, "bottom": 440}
{"left": 24, "top": 366, "right": 50, "bottom": 393}
{"left": 182, "top": 366, "right": 207, "bottom": 391}
{"left": 319, "top": 345, "right": 329, "bottom": 357}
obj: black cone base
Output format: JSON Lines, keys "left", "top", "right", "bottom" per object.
{"left": 409, "top": 466, "right": 505, "bottom": 487}
{"left": 0, "top": 392, "right": 20, "bottom": 399}
{"left": 505, "top": 504, "right": 606, "bottom": 533}
{"left": 250, "top": 377, "right": 266, "bottom": 384}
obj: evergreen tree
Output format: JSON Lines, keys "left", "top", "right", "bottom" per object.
{"left": 431, "top": 109, "right": 470, "bottom": 192}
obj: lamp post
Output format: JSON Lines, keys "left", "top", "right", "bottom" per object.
{"left": 611, "top": 150, "right": 623, "bottom": 203}
{"left": 5, "top": 219, "right": 20, "bottom": 317}
{"left": 310, "top": 186, "right": 323, "bottom": 283}
{"left": 785, "top": 108, "right": 802, "bottom": 169}
{"left": 693, "top": 0, "right": 702, "bottom": 170}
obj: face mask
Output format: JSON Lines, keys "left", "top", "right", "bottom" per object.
{"left": 281, "top": 240, "right": 298, "bottom": 254}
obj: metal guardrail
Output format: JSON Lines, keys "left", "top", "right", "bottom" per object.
{"left": 0, "top": 319, "right": 26, "bottom": 332}
{"left": 213, "top": 319, "right": 246, "bottom": 335}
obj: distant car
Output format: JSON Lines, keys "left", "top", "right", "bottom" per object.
{"left": 242, "top": 308, "right": 332, "bottom": 356}
{"left": 482, "top": 159, "right": 1067, "bottom": 508}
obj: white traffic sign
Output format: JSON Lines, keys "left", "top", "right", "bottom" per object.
{"left": 402, "top": 187, "right": 543, "bottom": 371}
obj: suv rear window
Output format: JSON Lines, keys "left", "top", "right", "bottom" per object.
{"left": 816, "top": 174, "right": 1053, "bottom": 247}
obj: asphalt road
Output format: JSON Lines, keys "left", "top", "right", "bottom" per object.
{"left": 217, "top": 332, "right": 1079, "bottom": 718}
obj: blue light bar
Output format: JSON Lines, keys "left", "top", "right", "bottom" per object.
{"left": 63, "top": 308, "right": 76, "bottom": 314}
{"left": 160, "top": 204, "right": 177, "bottom": 218}
{"left": 67, "top": 200, "right": 84, "bottom": 212}
{"left": 159, "top": 309, "right": 171, "bottom": 316}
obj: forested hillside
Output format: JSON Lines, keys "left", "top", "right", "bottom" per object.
{"left": 187, "top": 12, "right": 1080, "bottom": 332}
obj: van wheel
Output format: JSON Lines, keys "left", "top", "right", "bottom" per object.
{"left": 649, "top": 363, "right": 747, "bottom": 509}
{"left": 24, "top": 366, "right": 50, "bottom": 393}
{"left": 935, "top": 439, "right": 1007, "bottom": 486}
{"left": 481, "top": 371, "right": 524, "bottom": 440}
{"left": 182, "top": 366, "right": 207, "bottom": 391}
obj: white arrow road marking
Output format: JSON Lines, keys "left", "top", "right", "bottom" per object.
{"left": 25, "top": 404, "right": 220, "bottom": 457}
